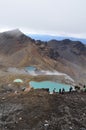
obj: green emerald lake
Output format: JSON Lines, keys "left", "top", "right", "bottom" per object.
{"left": 30, "top": 81, "right": 74, "bottom": 92}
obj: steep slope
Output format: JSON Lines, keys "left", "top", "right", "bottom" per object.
{"left": 0, "top": 29, "right": 34, "bottom": 55}
{"left": 47, "top": 39, "right": 86, "bottom": 79}
{"left": 0, "top": 29, "right": 54, "bottom": 69}
{"left": 35, "top": 39, "right": 86, "bottom": 84}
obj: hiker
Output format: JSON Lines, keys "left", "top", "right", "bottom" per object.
{"left": 53, "top": 88, "right": 56, "bottom": 93}
{"left": 69, "top": 86, "right": 73, "bottom": 92}
{"left": 62, "top": 88, "right": 65, "bottom": 94}
{"left": 83, "top": 85, "right": 86, "bottom": 92}
{"left": 59, "top": 88, "right": 61, "bottom": 94}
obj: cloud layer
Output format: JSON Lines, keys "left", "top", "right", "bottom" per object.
{"left": 0, "top": 0, "right": 86, "bottom": 38}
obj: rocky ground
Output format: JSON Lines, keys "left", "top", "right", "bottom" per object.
{"left": 0, "top": 89, "right": 86, "bottom": 130}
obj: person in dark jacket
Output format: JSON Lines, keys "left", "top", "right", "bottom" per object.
{"left": 69, "top": 86, "right": 73, "bottom": 92}
{"left": 62, "top": 88, "right": 65, "bottom": 94}
{"left": 53, "top": 88, "right": 56, "bottom": 93}
{"left": 59, "top": 88, "right": 61, "bottom": 94}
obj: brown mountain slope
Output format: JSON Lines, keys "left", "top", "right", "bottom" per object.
{"left": 0, "top": 29, "right": 55, "bottom": 69}
{"left": 0, "top": 29, "right": 34, "bottom": 55}
{"left": 0, "top": 29, "right": 86, "bottom": 84}
{"left": 35, "top": 39, "right": 86, "bottom": 84}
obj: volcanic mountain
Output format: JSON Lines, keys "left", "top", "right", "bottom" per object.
{"left": 0, "top": 29, "right": 86, "bottom": 85}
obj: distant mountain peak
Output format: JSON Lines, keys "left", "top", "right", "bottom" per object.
{"left": 3, "top": 28, "right": 22, "bottom": 33}
{"left": 2, "top": 29, "right": 24, "bottom": 37}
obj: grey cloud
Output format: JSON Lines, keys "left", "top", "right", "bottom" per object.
{"left": 0, "top": 0, "right": 86, "bottom": 36}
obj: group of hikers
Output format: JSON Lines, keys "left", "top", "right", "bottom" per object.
{"left": 53, "top": 85, "right": 86, "bottom": 94}
{"left": 53, "top": 86, "right": 73, "bottom": 94}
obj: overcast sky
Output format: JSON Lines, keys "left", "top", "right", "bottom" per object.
{"left": 0, "top": 0, "right": 86, "bottom": 38}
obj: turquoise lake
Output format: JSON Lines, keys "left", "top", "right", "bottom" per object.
{"left": 30, "top": 81, "right": 74, "bottom": 92}
{"left": 25, "top": 66, "right": 36, "bottom": 71}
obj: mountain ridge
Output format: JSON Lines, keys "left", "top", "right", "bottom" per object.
{"left": 28, "top": 34, "right": 86, "bottom": 44}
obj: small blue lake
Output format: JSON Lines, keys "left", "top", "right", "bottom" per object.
{"left": 25, "top": 66, "right": 36, "bottom": 72}
{"left": 30, "top": 81, "right": 74, "bottom": 92}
